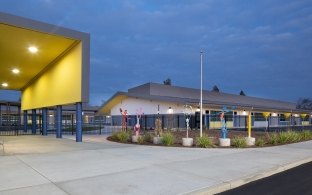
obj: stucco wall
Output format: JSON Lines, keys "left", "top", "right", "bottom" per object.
{"left": 110, "top": 97, "right": 205, "bottom": 115}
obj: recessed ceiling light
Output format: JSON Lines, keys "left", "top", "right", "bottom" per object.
{"left": 2, "top": 83, "right": 8, "bottom": 87}
{"left": 12, "top": 68, "right": 20, "bottom": 74}
{"left": 28, "top": 46, "right": 38, "bottom": 53}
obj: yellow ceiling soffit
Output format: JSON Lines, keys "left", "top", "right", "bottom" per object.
{"left": 99, "top": 95, "right": 128, "bottom": 114}
{"left": 0, "top": 23, "right": 77, "bottom": 90}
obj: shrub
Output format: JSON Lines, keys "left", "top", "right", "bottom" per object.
{"left": 267, "top": 131, "right": 302, "bottom": 145}
{"left": 232, "top": 136, "right": 247, "bottom": 148}
{"left": 256, "top": 137, "right": 265, "bottom": 147}
{"left": 278, "top": 131, "right": 290, "bottom": 144}
{"left": 300, "top": 130, "right": 312, "bottom": 141}
{"left": 286, "top": 131, "right": 300, "bottom": 143}
{"left": 267, "top": 133, "right": 279, "bottom": 145}
{"left": 278, "top": 131, "right": 300, "bottom": 144}
{"left": 196, "top": 134, "right": 212, "bottom": 148}
{"left": 137, "top": 136, "right": 145, "bottom": 144}
{"left": 114, "top": 131, "right": 130, "bottom": 143}
{"left": 162, "top": 132, "right": 175, "bottom": 146}
{"left": 111, "top": 131, "right": 119, "bottom": 140}
{"left": 143, "top": 133, "right": 153, "bottom": 143}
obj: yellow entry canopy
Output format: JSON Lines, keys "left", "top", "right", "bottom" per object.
{"left": 0, "top": 12, "right": 90, "bottom": 110}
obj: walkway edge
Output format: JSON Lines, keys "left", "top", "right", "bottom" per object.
{"left": 184, "top": 156, "right": 312, "bottom": 195}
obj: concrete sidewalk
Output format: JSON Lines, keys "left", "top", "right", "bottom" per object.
{"left": 0, "top": 135, "right": 311, "bottom": 195}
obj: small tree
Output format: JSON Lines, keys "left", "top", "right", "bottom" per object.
{"left": 239, "top": 90, "right": 246, "bottom": 96}
{"left": 296, "top": 98, "right": 312, "bottom": 110}
{"left": 163, "top": 78, "right": 172, "bottom": 85}
{"left": 212, "top": 85, "right": 220, "bottom": 92}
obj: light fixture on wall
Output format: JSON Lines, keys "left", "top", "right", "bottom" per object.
{"left": 157, "top": 105, "right": 160, "bottom": 115}
{"left": 242, "top": 110, "right": 247, "bottom": 116}
{"left": 272, "top": 112, "right": 277, "bottom": 117}
{"left": 168, "top": 107, "right": 173, "bottom": 114}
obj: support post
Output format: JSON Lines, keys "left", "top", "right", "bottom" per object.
{"left": 23, "top": 110, "right": 28, "bottom": 132}
{"left": 56, "top": 106, "right": 62, "bottom": 138}
{"left": 71, "top": 114, "right": 74, "bottom": 135}
{"left": 248, "top": 113, "right": 252, "bottom": 137}
{"left": 99, "top": 115, "right": 102, "bottom": 135}
{"left": 245, "top": 112, "right": 255, "bottom": 146}
{"left": 32, "top": 109, "right": 36, "bottom": 134}
{"left": 0, "top": 104, "right": 1, "bottom": 127}
{"left": 161, "top": 115, "right": 164, "bottom": 130}
{"left": 17, "top": 106, "right": 21, "bottom": 136}
{"left": 42, "top": 108, "right": 48, "bottom": 136}
{"left": 76, "top": 102, "right": 82, "bottom": 142}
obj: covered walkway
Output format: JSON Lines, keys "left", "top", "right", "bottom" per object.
{"left": 0, "top": 12, "right": 90, "bottom": 141}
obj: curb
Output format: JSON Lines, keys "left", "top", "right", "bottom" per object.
{"left": 184, "top": 157, "right": 312, "bottom": 195}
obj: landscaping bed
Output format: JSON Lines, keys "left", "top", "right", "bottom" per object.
{"left": 107, "top": 129, "right": 312, "bottom": 148}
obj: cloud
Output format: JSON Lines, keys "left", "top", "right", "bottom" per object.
{"left": 0, "top": 0, "right": 312, "bottom": 104}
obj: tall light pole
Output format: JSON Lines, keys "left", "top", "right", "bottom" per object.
{"left": 200, "top": 51, "right": 203, "bottom": 137}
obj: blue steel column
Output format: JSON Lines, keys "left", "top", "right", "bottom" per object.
{"left": 56, "top": 106, "right": 62, "bottom": 138}
{"left": 31, "top": 109, "right": 36, "bottom": 134}
{"left": 42, "top": 108, "right": 48, "bottom": 136}
{"left": 76, "top": 102, "right": 82, "bottom": 142}
{"left": 0, "top": 104, "right": 2, "bottom": 127}
{"left": 23, "top": 110, "right": 28, "bottom": 132}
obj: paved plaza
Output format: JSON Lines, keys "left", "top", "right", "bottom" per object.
{"left": 0, "top": 135, "right": 311, "bottom": 195}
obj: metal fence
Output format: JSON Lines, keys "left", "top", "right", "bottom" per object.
{"left": 110, "top": 114, "right": 312, "bottom": 130}
{"left": 1, "top": 114, "right": 312, "bottom": 136}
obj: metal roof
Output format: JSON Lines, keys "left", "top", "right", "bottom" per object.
{"left": 99, "top": 82, "right": 312, "bottom": 114}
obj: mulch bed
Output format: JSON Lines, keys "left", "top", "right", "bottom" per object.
{"left": 107, "top": 129, "right": 275, "bottom": 148}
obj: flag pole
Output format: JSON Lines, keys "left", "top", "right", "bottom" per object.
{"left": 200, "top": 51, "right": 203, "bottom": 137}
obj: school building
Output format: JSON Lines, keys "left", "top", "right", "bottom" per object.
{"left": 99, "top": 82, "right": 312, "bottom": 131}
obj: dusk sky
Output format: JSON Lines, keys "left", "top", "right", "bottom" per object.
{"left": 1, "top": 0, "right": 312, "bottom": 106}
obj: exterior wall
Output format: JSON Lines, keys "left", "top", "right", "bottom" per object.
{"left": 22, "top": 43, "right": 83, "bottom": 110}
{"left": 270, "top": 116, "right": 279, "bottom": 127}
{"left": 108, "top": 97, "right": 312, "bottom": 130}
{"left": 294, "top": 117, "right": 301, "bottom": 125}
{"left": 110, "top": 97, "right": 206, "bottom": 115}
{"left": 254, "top": 121, "right": 268, "bottom": 127}
{"left": 210, "top": 121, "right": 233, "bottom": 129}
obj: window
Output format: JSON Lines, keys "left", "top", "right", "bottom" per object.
{"left": 209, "top": 110, "right": 233, "bottom": 122}
{"left": 279, "top": 114, "right": 286, "bottom": 122}
{"left": 254, "top": 113, "right": 265, "bottom": 121}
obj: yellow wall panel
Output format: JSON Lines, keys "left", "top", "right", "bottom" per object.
{"left": 210, "top": 121, "right": 233, "bottom": 129}
{"left": 21, "top": 43, "right": 82, "bottom": 110}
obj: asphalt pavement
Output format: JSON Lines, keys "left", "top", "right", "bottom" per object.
{"left": 218, "top": 161, "right": 312, "bottom": 195}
